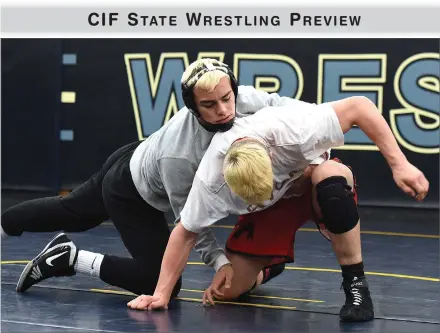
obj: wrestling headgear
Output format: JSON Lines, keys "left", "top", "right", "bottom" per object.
{"left": 181, "top": 59, "right": 238, "bottom": 132}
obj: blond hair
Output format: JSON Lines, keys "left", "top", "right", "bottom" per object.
{"left": 181, "top": 58, "right": 230, "bottom": 93}
{"left": 223, "top": 139, "right": 273, "bottom": 205}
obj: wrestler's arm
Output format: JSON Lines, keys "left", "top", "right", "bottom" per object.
{"left": 152, "top": 221, "right": 198, "bottom": 299}
{"left": 158, "top": 158, "right": 230, "bottom": 272}
{"left": 127, "top": 220, "right": 201, "bottom": 310}
{"left": 330, "top": 96, "right": 407, "bottom": 168}
{"left": 297, "top": 97, "right": 407, "bottom": 167}
{"left": 329, "top": 96, "right": 429, "bottom": 199}
{"left": 152, "top": 175, "right": 229, "bottom": 304}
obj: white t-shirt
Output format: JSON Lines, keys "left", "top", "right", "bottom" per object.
{"left": 180, "top": 100, "right": 345, "bottom": 234}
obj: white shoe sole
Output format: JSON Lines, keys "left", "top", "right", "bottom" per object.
{"left": 16, "top": 232, "right": 67, "bottom": 292}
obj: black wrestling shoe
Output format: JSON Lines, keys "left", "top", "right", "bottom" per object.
{"left": 261, "top": 263, "right": 286, "bottom": 285}
{"left": 340, "top": 276, "right": 374, "bottom": 322}
{"left": 16, "top": 232, "right": 78, "bottom": 293}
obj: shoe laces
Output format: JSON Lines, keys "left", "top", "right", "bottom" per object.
{"left": 341, "top": 277, "right": 364, "bottom": 306}
{"left": 350, "top": 287, "right": 363, "bottom": 306}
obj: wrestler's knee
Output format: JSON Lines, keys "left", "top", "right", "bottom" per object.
{"left": 311, "top": 160, "right": 354, "bottom": 187}
{"left": 1, "top": 205, "right": 22, "bottom": 236}
{"left": 312, "top": 161, "right": 359, "bottom": 235}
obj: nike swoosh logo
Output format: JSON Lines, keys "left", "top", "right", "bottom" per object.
{"left": 46, "top": 250, "right": 68, "bottom": 266}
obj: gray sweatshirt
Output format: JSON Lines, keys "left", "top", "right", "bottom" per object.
{"left": 130, "top": 85, "right": 300, "bottom": 271}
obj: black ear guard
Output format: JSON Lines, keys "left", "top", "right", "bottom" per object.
{"left": 181, "top": 60, "right": 238, "bottom": 117}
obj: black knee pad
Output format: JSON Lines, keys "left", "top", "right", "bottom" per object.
{"left": 316, "top": 176, "right": 359, "bottom": 234}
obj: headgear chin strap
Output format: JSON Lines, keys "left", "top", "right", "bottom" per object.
{"left": 181, "top": 59, "right": 238, "bottom": 132}
{"left": 198, "top": 116, "right": 235, "bottom": 133}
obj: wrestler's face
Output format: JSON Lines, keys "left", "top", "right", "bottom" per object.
{"left": 193, "top": 76, "right": 235, "bottom": 124}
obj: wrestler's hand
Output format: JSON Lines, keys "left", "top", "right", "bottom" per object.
{"left": 202, "top": 263, "right": 234, "bottom": 306}
{"left": 392, "top": 160, "right": 429, "bottom": 201}
{"left": 127, "top": 292, "right": 170, "bottom": 311}
{"left": 303, "top": 164, "right": 317, "bottom": 178}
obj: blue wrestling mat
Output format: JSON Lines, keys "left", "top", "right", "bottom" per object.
{"left": 1, "top": 192, "right": 439, "bottom": 333}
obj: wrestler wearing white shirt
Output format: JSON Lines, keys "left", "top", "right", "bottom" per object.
{"left": 180, "top": 101, "right": 343, "bottom": 233}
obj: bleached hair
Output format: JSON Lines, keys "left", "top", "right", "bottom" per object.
{"left": 223, "top": 139, "right": 273, "bottom": 205}
{"left": 181, "top": 58, "right": 230, "bottom": 92}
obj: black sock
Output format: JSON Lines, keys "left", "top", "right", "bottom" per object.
{"left": 341, "top": 262, "right": 365, "bottom": 281}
